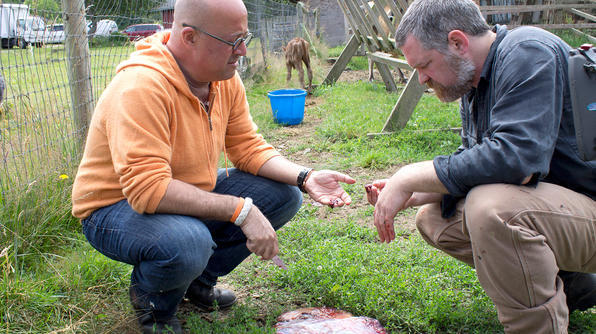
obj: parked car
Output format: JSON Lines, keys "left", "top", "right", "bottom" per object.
{"left": 1, "top": 4, "right": 44, "bottom": 48}
{"left": 16, "top": 15, "right": 45, "bottom": 47}
{"left": 90, "top": 19, "right": 118, "bottom": 37}
{"left": 122, "top": 23, "right": 163, "bottom": 41}
{"left": 44, "top": 23, "right": 65, "bottom": 44}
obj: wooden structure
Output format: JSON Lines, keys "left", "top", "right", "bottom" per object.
{"left": 323, "top": 0, "right": 424, "bottom": 135}
{"left": 479, "top": 1, "right": 596, "bottom": 44}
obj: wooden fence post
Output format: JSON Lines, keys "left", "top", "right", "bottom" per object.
{"left": 62, "top": 0, "right": 93, "bottom": 151}
{"left": 257, "top": 4, "right": 268, "bottom": 70}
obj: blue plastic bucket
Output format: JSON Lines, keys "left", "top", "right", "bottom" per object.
{"left": 267, "top": 89, "right": 307, "bottom": 125}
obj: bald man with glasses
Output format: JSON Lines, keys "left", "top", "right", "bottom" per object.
{"left": 71, "top": 0, "right": 355, "bottom": 333}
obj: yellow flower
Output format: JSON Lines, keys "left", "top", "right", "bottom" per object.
{"left": 59, "top": 174, "right": 69, "bottom": 180}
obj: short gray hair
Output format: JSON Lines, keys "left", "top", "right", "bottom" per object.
{"left": 395, "top": 0, "right": 490, "bottom": 52}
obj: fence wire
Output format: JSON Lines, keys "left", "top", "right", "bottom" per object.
{"left": 0, "top": 0, "right": 315, "bottom": 209}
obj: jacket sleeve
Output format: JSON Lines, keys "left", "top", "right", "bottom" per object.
{"left": 224, "top": 74, "right": 280, "bottom": 174}
{"left": 434, "top": 40, "right": 564, "bottom": 197}
{"left": 105, "top": 69, "right": 173, "bottom": 213}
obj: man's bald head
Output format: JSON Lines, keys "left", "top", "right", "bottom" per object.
{"left": 173, "top": 0, "right": 247, "bottom": 29}
{"left": 166, "top": 0, "right": 250, "bottom": 84}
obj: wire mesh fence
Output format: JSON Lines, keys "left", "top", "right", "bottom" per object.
{"left": 0, "top": 0, "right": 317, "bottom": 210}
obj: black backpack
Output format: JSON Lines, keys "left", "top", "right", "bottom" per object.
{"left": 568, "top": 44, "right": 596, "bottom": 161}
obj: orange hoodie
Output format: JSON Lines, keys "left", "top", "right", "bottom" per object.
{"left": 72, "top": 32, "right": 280, "bottom": 219}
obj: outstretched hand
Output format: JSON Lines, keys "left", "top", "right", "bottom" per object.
{"left": 304, "top": 170, "right": 356, "bottom": 207}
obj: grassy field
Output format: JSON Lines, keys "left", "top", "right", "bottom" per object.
{"left": 1, "top": 31, "right": 595, "bottom": 333}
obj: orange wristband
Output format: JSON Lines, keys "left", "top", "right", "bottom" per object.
{"left": 230, "top": 198, "right": 245, "bottom": 223}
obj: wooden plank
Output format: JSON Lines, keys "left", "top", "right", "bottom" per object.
{"left": 386, "top": 0, "right": 405, "bottom": 22}
{"left": 369, "top": 127, "right": 462, "bottom": 137}
{"left": 322, "top": 35, "right": 361, "bottom": 86}
{"left": 568, "top": 8, "right": 596, "bottom": 22}
{"left": 571, "top": 28, "right": 596, "bottom": 43}
{"left": 394, "top": 0, "right": 409, "bottom": 14}
{"left": 345, "top": 0, "right": 382, "bottom": 50}
{"left": 359, "top": 0, "right": 392, "bottom": 50}
{"left": 368, "top": 0, "right": 392, "bottom": 24}
{"left": 380, "top": 70, "right": 425, "bottom": 133}
{"left": 368, "top": 51, "right": 412, "bottom": 71}
{"left": 337, "top": 0, "right": 364, "bottom": 44}
{"left": 480, "top": 4, "right": 595, "bottom": 15}
{"left": 342, "top": 0, "right": 372, "bottom": 47}
{"left": 375, "top": 0, "right": 402, "bottom": 23}
{"left": 362, "top": 35, "right": 398, "bottom": 49}
{"left": 375, "top": 62, "right": 398, "bottom": 92}
{"left": 369, "top": 0, "right": 396, "bottom": 37}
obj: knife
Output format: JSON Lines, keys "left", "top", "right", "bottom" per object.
{"left": 272, "top": 255, "right": 288, "bottom": 270}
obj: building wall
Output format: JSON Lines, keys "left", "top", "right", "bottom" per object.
{"left": 305, "top": 0, "right": 348, "bottom": 47}
{"left": 162, "top": 10, "right": 173, "bottom": 28}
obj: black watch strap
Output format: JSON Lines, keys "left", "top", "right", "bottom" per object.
{"left": 297, "top": 168, "right": 313, "bottom": 193}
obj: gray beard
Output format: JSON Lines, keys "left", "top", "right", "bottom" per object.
{"left": 428, "top": 52, "right": 476, "bottom": 102}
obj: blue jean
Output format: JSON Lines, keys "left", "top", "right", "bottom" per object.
{"left": 82, "top": 168, "right": 302, "bottom": 318}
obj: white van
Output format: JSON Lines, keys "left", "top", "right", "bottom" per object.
{"left": 45, "top": 23, "right": 65, "bottom": 44}
{"left": 94, "top": 19, "right": 118, "bottom": 37}
{"left": 0, "top": 4, "right": 29, "bottom": 48}
{"left": 16, "top": 15, "right": 45, "bottom": 48}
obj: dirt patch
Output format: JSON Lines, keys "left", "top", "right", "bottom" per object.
{"left": 264, "top": 68, "right": 417, "bottom": 233}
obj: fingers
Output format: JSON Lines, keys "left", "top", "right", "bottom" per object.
{"left": 337, "top": 172, "right": 356, "bottom": 185}
{"left": 316, "top": 170, "right": 356, "bottom": 185}
{"left": 372, "top": 179, "right": 388, "bottom": 190}
{"left": 365, "top": 184, "right": 378, "bottom": 205}
{"left": 373, "top": 199, "right": 397, "bottom": 243}
{"left": 373, "top": 213, "right": 395, "bottom": 243}
{"left": 338, "top": 191, "right": 352, "bottom": 206}
{"left": 246, "top": 239, "right": 278, "bottom": 260}
{"left": 322, "top": 170, "right": 356, "bottom": 185}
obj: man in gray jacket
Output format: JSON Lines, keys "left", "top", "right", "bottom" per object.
{"left": 365, "top": 0, "right": 595, "bottom": 333}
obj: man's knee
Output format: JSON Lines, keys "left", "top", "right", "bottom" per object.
{"left": 157, "top": 220, "right": 216, "bottom": 279}
{"left": 268, "top": 184, "right": 302, "bottom": 230}
{"left": 415, "top": 204, "right": 434, "bottom": 238}
{"left": 464, "top": 184, "right": 529, "bottom": 240}
{"left": 415, "top": 203, "right": 444, "bottom": 246}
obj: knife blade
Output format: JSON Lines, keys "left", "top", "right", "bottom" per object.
{"left": 272, "top": 255, "right": 288, "bottom": 270}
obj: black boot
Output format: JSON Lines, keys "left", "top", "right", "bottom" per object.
{"left": 559, "top": 270, "right": 596, "bottom": 312}
{"left": 129, "top": 286, "right": 183, "bottom": 334}
{"left": 184, "top": 281, "right": 237, "bottom": 311}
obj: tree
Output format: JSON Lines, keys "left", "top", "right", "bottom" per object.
{"left": 24, "top": 0, "right": 60, "bottom": 21}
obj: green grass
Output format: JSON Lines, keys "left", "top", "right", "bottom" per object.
{"left": 327, "top": 44, "right": 370, "bottom": 71}
{"left": 261, "top": 215, "right": 499, "bottom": 333}
{"left": 551, "top": 29, "right": 596, "bottom": 48}
{"left": 1, "top": 31, "right": 595, "bottom": 333}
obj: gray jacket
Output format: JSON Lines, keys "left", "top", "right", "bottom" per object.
{"left": 434, "top": 25, "right": 596, "bottom": 208}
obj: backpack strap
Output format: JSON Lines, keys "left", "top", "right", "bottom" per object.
{"left": 568, "top": 44, "right": 596, "bottom": 161}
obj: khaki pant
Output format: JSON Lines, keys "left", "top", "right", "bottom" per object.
{"left": 415, "top": 182, "right": 596, "bottom": 334}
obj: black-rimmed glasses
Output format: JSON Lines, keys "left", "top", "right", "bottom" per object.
{"left": 182, "top": 23, "right": 252, "bottom": 51}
